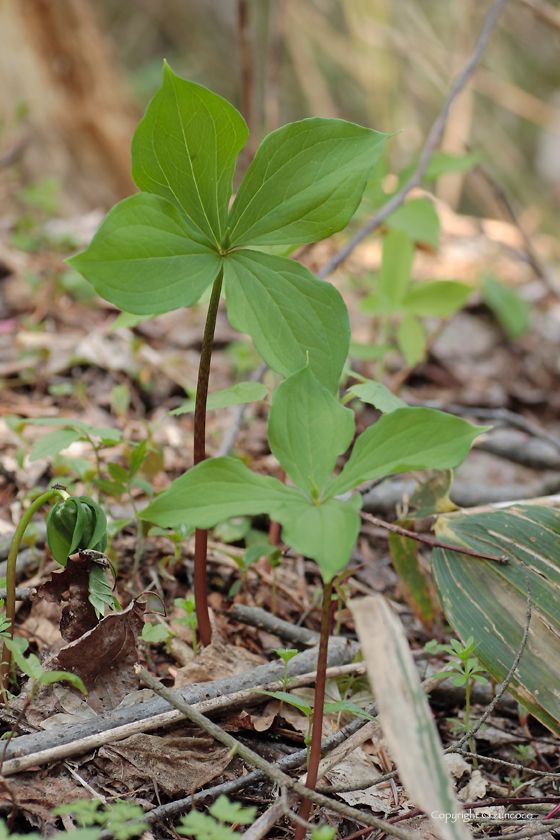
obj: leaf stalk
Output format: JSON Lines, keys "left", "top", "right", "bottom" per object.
{"left": 193, "top": 267, "right": 225, "bottom": 648}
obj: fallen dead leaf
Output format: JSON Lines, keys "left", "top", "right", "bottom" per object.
{"left": 38, "top": 553, "right": 99, "bottom": 643}
{"left": 458, "top": 769, "right": 487, "bottom": 802}
{"left": 97, "top": 733, "right": 231, "bottom": 796}
{"left": 173, "top": 611, "right": 265, "bottom": 688}
{"left": 55, "top": 598, "right": 145, "bottom": 713}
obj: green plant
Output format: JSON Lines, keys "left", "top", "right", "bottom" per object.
{"left": 25, "top": 417, "right": 123, "bottom": 483}
{"left": 427, "top": 635, "right": 488, "bottom": 755}
{"left": 67, "top": 62, "right": 389, "bottom": 645}
{"left": 254, "top": 687, "right": 375, "bottom": 757}
{"left": 54, "top": 798, "right": 148, "bottom": 840}
{"left": 273, "top": 648, "right": 299, "bottom": 691}
{"left": 177, "top": 795, "right": 256, "bottom": 840}
{"left": 140, "top": 621, "right": 173, "bottom": 668}
{"left": 0, "top": 487, "right": 109, "bottom": 691}
{"left": 140, "top": 363, "right": 486, "bottom": 810}
{"left": 5, "top": 637, "right": 86, "bottom": 696}
{"left": 358, "top": 227, "right": 472, "bottom": 372}
{"left": 174, "top": 595, "right": 198, "bottom": 655}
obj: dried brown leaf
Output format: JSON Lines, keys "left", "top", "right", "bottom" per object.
{"left": 55, "top": 599, "right": 145, "bottom": 713}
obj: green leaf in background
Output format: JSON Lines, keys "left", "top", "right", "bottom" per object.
{"left": 349, "top": 341, "right": 394, "bottom": 360}
{"left": 88, "top": 563, "right": 115, "bottom": 619}
{"left": 224, "top": 250, "right": 350, "bottom": 394}
{"left": 402, "top": 280, "right": 472, "bottom": 317}
{"left": 431, "top": 505, "right": 560, "bottom": 736}
{"left": 346, "top": 380, "right": 406, "bottom": 413}
{"left": 139, "top": 456, "right": 302, "bottom": 529}
{"left": 132, "top": 61, "right": 248, "bottom": 247}
{"left": 328, "top": 407, "right": 488, "bottom": 498}
{"left": 129, "top": 441, "right": 148, "bottom": 478}
{"left": 377, "top": 228, "right": 415, "bottom": 306}
{"left": 387, "top": 198, "right": 440, "bottom": 249}
{"left": 227, "top": 118, "right": 388, "bottom": 247}
{"left": 67, "top": 194, "right": 223, "bottom": 316}
{"left": 323, "top": 700, "right": 376, "bottom": 720}
{"left": 276, "top": 494, "right": 362, "bottom": 582}
{"left": 30, "top": 428, "right": 82, "bottom": 462}
{"left": 111, "top": 311, "right": 155, "bottom": 331}
{"left": 351, "top": 595, "right": 472, "bottom": 840}
{"left": 169, "top": 382, "right": 268, "bottom": 416}
{"left": 268, "top": 366, "right": 355, "bottom": 497}
{"left": 423, "top": 150, "right": 482, "bottom": 181}
{"left": 397, "top": 312, "right": 426, "bottom": 366}
{"left": 482, "top": 274, "right": 530, "bottom": 339}
{"left": 388, "top": 519, "right": 441, "bottom": 630}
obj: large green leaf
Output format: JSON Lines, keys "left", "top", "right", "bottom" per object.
{"left": 431, "top": 506, "right": 560, "bottom": 736}
{"left": 328, "top": 407, "right": 487, "bottom": 498}
{"left": 131, "top": 62, "right": 248, "bottom": 247}
{"left": 67, "top": 194, "right": 223, "bottom": 315}
{"left": 139, "top": 456, "right": 301, "bottom": 529}
{"left": 224, "top": 250, "right": 350, "bottom": 393}
{"left": 268, "top": 367, "right": 355, "bottom": 497}
{"left": 276, "top": 493, "right": 363, "bottom": 583}
{"left": 226, "top": 118, "right": 388, "bottom": 247}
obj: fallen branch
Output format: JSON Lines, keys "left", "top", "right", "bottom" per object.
{"left": 317, "top": 0, "right": 508, "bottom": 279}
{"left": 1, "top": 637, "right": 357, "bottom": 772}
{"left": 360, "top": 511, "right": 509, "bottom": 564}
{"left": 228, "top": 603, "right": 320, "bottom": 645}
{"left": 136, "top": 666, "right": 419, "bottom": 840}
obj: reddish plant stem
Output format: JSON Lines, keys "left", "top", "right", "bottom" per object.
{"left": 294, "top": 579, "right": 333, "bottom": 840}
{"left": 193, "top": 268, "right": 224, "bottom": 648}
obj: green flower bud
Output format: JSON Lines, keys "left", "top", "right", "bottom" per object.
{"left": 47, "top": 495, "right": 108, "bottom": 566}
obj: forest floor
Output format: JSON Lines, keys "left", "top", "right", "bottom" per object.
{"left": 1, "top": 193, "right": 560, "bottom": 839}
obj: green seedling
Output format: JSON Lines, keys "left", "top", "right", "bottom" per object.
{"left": 54, "top": 798, "right": 148, "bottom": 840}
{"left": 174, "top": 595, "right": 198, "bottom": 656}
{"left": 358, "top": 227, "right": 471, "bottom": 373}
{"left": 25, "top": 417, "right": 123, "bottom": 484}
{"left": 4, "top": 637, "right": 86, "bottom": 711}
{"left": 178, "top": 794, "right": 256, "bottom": 840}
{"left": 255, "top": 689, "right": 375, "bottom": 759}
{"left": 0, "top": 487, "right": 110, "bottom": 691}
{"left": 226, "top": 542, "right": 280, "bottom": 601}
{"left": 67, "top": 61, "right": 390, "bottom": 646}
{"left": 140, "top": 622, "right": 173, "bottom": 668}
{"left": 273, "top": 648, "right": 299, "bottom": 692}
{"left": 96, "top": 440, "right": 152, "bottom": 574}
{"left": 142, "top": 362, "right": 487, "bottom": 807}
{"left": 427, "top": 635, "right": 488, "bottom": 758}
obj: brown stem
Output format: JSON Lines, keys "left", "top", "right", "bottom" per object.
{"left": 294, "top": 579, "right": 332, "bottom": 840}
{"left": 193, "top": 268, "right": 224, "bottom": 648}
{"left": 360, "top": 511, "right": 509, "bottom": 564}
{"left": 238, "top": 0, "right": 257, "bottom": 156}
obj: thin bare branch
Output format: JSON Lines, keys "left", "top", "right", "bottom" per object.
{"left": 318, "top": 0, "right": 509, "bottom": 280}
{"left": 360, "top": 511, "right": 509, "bottom": 564}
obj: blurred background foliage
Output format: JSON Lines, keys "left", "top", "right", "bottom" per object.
{"left": 97, "top": 0, "right": 560, "bottom": 230}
